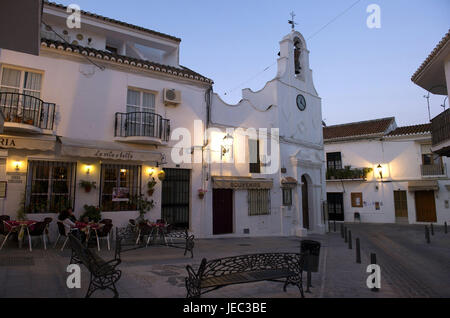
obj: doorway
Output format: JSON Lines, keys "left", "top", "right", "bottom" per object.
{"left": 394, "top": 190, "right": 408, "bottom": 223}
{"left": 327, "top": 193, "right": 344, "bottom": 221}
{"left": 415, "top": 190, "right": 437, "bottom": 222}
{"left": 301, "top": 175, "right": 310, "bottom": 230}
{"left": 161, "top": 169, "right": 190, "bottom": 229}
{"left": 213, "top": 189, "right": 233, "bottom": 235}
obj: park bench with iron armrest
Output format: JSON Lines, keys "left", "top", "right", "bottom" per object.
{"left": 185, "top": 252, "right": 305, "bottom": 298}
{"left": 68, "top": 234, "right": 122, "bottom": 298}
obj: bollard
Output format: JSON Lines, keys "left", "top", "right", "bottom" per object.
{"left": 445, "top": 222, "right": 448, "bottom": 234}
{"left": 348, "top": 230, "right": 352, "bottom": 250}
{"left": 356, "top": 238, "right": 361, "bottom": 264}
{"left": 340, "top": 224, "right": 344, "bottom": 238}
{"left": 328, "top": 221, "right": 331, "bottom": 233}
{"left": 333, "top": 220, "right": 336, "bottom": 233}
{"left": 430, "top": 223, "right": 434, "bottom": 236}
{"left": 425, "top": 226, "right": 430, "bottom": 244}
{"left": 344, "top": 227, "right": 348, "bottom": 243}
{"left": 370, "top": 253, "right": 379, "bottom": 292}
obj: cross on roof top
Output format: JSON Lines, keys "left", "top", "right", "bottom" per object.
{"left": 288, "top": 11, "right": 298, "bottom": 30}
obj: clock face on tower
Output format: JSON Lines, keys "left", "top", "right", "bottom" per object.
{"left": 296, "top": 94, "right": 306, "bottom": 111}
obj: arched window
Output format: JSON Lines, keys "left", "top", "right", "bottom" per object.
{"left": 294, "top": 38, "right": 302, "bottom": 75}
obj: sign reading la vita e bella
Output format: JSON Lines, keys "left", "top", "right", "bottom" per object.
{"left": 94, "top": 150, "right": 134, "bottom": 160}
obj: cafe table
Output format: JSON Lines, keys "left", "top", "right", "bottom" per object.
{"left": 1, "top": 220, "right": 37, "bottom": 252}
{"left": 75, "top": 222, "right": 105, "bottom": 251}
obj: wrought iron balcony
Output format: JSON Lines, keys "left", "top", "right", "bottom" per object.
{"left": 0, "top": 92, "right": 55, "bottom": 132}
{"left": 431, "top": 109, "right": 450, "bottom": 156}
{"left": 421, "top": 163, "right": 446, "bottom": 177}
{"left": 114, "top": 112, "right": 170, "bottom": 145}
{"left": 326, "top": 166, "right": 373, "bottom": 180}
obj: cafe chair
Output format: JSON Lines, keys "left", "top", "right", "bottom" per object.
{"left": 43, "top": 218, "right": 53, "bottom": 244}
{"left": 0, "top": 216, "right": 13, "bottom": 250}
{"left": 54, "top": 221, "right": 70, "bottom": 251}
{"left": 96, "top": 220, "right": 113, "bottom": 251}
{"left": 28, "top": 221, "right": 48, "bottom": 251}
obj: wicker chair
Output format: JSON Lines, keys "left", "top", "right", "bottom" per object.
{"left": 28, "top": 221, "right": 49, "bottom": 250}
{"left": 0, "top": 216, "right": 12, "bottom": 250}
{"left": 54, "top": 221, "right": 70, "bottom": 251}
{"left": 95, "top": 220, "right": 113, "bottom": 251}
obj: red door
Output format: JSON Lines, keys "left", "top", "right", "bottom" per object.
{"left": 213, "top": 189, "right": 233, "bottom": 235}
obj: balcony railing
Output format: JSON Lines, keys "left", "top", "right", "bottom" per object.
{"left": 115, "top": 112, "right": 170, "bottom": 142}
{"left": 326, "top": 166, "right": 373, "bottom": 180}
{"left": 421, "top": 163, "right": 446, "bottom": 176}
{"left": 431, "top": 108, "right": 450, "bottom": 147}
{"left": 0, "top": 92, "right": 55, "bottom": 130}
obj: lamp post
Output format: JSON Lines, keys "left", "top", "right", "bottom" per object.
{"left": 221, "top": 133, "right": 234, "bottom": 157}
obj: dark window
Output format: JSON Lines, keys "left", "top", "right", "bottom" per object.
{"left": 248, "top": 189, "right": 270, "bottom": 216}
{"left": 100, "top": 164, "right": 141, "bottom": 212}
{"left": 249, "top": 139, "right": 261, "bottom": 174}
{"left": 25, "top": 161, "right": 77, "bottom": 213}
{"left": 327, "top": 152, "right": 342, "bottom": 170}
{"left": 327, "top": 192, "right": 344, "bottom": 221}
{"left": 105, "top": 45, "right": 118, "bottom": 54}
{"left": 282, "top": 188, "right": 292, "bottom": 206}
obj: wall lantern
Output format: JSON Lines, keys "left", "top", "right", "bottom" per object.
{"left": 376, "top": 164, "right": 383, "bottom": 179}
{"left": 146, "top": 167, "right": 156, "bottom": 177}
{"left": 85, "top": 165, "right": 93, "bottom": 175}
{"left": 14, "top": 161, "right": 22, "bottom": 172}
{"left": 221, "top": 134, "right": 234, "bottom": 157}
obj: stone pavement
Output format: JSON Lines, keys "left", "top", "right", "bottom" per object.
{"left": 0, "top": 223, "right": 448, "bottom": 298}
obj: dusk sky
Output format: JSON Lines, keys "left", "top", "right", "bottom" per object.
{"left": 56, "top": 0, "right": 449, "bottom": 127}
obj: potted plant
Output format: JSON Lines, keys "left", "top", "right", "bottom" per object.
{"left": 132, "top": 195, "right": 155, "bottom": 224}
{"left": 158, "top": 170, "right": 166, "bottom": 181}
{"left": 198, "top": 189, "right": 207, "bottom": 199}
{"left": 80, "top": 180, "right": 97, "bottom": 193}
{"left": 80, "top": 205, "right": 102, "bottom": 223}
{"left": 147, "top": 177, "right": 157, "bottom": 196}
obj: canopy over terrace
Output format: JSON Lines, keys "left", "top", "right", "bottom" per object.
{"left": 57, "top": 137, "right": 165, "bottom": 164}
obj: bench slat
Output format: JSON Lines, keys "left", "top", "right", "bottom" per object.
{"left": 201, "top": 269, "right": 295, "bottom": 288}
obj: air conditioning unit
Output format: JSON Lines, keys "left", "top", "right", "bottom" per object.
{"left": 163, "top": 88, "right": 182, "bottom": 106}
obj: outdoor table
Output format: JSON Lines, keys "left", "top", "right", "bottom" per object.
{"left": 2, "top": 220, "right": 37, "bottom": 251}
{"left": 75, "top": 222, "right": 105, "bottom": 251}
{"left": 146, "top": 222, "right": 169, "bottom": 245}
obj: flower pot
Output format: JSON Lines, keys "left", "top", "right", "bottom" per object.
{"left": 84, "top": 185, "right": 92, "bottom": 193}
{"left": 198, "top": 193, "right": 205, "bottom": 199}
{"left": 147, "top": 189, "right": 154, "bottom": 196}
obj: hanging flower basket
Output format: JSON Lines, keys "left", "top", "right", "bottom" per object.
{"left": 198, "top": 189, "right": 207, "bottom": 199}
{"left": 158, "top": 170, "right": 166, "bottom": 181}
{"left": 80, "top": 180, "right": 97, "bottom": 193}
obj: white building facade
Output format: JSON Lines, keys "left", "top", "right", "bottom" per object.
{"left": 324, "top": 118, "right": 450, "bottom": 225}
{"left": 0, "top": 2, "right": 326, "bottom": 239}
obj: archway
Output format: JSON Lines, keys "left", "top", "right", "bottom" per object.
{"left": 301, "top": 175, "right": 310, "bottom": 229}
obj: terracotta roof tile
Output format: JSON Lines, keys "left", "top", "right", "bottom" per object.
{"left": 44, "top": 1, "right": 181, "bottom": 43}
{"left": 323, "top": 117, "right": 395, "bottom": 141}
{"left": 411, "top": 29, "right": 450, "bottom": 82}
{"left": 40, "top": 38, "right": 213, "bottom": 84}
{"left": 386, "top": 123, "right": 431, "bottom": 137}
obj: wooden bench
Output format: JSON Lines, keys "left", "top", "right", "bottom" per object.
{"left": 115, "top": 225, "right": 195, "bottom": 259}
{"left": 68, "top": 233, "right": 122, "bottom": 298}
{"left": 185, "top": 253, "right": 305, "bottom": 298}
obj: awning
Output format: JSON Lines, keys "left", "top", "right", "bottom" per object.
{"left": 281, "top": 177, "right": 298, "bottom": 188}
{"left": 57, "top": 137, "right": 164, "bottom": 163}
{"left": 0, "top": 134, "right": 56, "bottom": 151}
{"left": 212, "top": 176, "right": 273, "bottom": 190}
{"left": 408, "top": 180, "right": 439, "bottom": 192}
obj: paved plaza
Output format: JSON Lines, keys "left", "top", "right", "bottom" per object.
{"left": 0, "top": 223, "right": 449, "bottom": 298}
